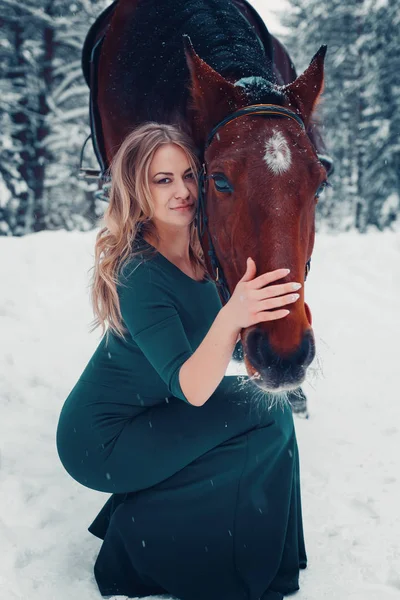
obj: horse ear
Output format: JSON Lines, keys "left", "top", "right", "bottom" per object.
{"left": 183, "top": 35, "right": 245, "bottom": 144}
{"left": 282, "top": 45, "right": 327, "bottom": 128}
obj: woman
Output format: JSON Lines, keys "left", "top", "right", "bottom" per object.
{"left": 56, "top": 122, "right": 306, "bottom": 600}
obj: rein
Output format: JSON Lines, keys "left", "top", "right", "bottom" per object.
{"left": 196, "top": 103, "right": 311, "bottom": 304}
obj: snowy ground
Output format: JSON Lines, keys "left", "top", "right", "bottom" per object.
{"left": 0, "top": 227, "right": 399, "bottom": 600}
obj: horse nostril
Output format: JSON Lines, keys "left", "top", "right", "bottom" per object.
{"left": 256, "top": 339, "right": 264, "bottom": 365}
{"left": 246, "top": 326, "right": 315, "bottom": 387}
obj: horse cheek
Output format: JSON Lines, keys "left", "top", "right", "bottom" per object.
{"left": 304, "top": 302, "right": 312, "bottom": 326}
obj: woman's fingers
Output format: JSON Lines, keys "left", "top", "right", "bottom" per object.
{"left": 258, "top": 308, "right": 291, "bottom": 322}
{"left": 249, "top": 268, "right": 291, "bottom": 290}
{"left": 252, "top": 281, "right": 302, "bottom": 300}
{"left": 257, "top": 293, "right": 300, "bottom": 312}
{"left": 239, "top": 257, "right": 257, "bottom": 283}
{"left": 228, "top": 263, "right": 303, "bottom": 329}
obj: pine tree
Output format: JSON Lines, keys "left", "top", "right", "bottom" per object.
{"left": 0, "top": 0, "right": 108, "bottom": 235}
{"left": 44, "top": 0, "right": 107, "bottom": 232}
{"left": 361, "top": 1, "right": 400, "bottom": 229}
{"left": 0, "top": 7, "right": 46, "bottom": 235}
{"left": 281, "top": 0, "right": 399, "bottom": 231}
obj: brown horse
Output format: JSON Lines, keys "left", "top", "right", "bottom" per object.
{"left": 89, "top": 0, "right": 329, "bottom": 394}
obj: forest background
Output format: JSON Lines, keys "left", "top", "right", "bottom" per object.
{"left": 0, "top": 0, "right": 399, "bottom": 236}
{"left": 1, "top": 4, "right": 399, "bottom": 599}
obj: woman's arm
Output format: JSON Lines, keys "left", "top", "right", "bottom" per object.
{"left": 118, "top": 259, "right": 242, "bottom": 408}
{"left": 119, "top": 257, "right": 293, "bottom": 408}
{"left": 179, "top": 306, "right": 240, "bottom": 407}
{"left": 180, "top": 257, "right": 296, "bottom": 407}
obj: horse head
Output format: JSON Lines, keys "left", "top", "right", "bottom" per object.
{"left": 184, "top": 36, "right": 328, "bottom": 393}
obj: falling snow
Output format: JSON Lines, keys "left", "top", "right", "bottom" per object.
{"left": 0, "top": 198, "right": 399, "bottom": 600}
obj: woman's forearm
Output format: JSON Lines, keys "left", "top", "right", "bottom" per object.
{"left": 179, "top": 306, "right": 240, "bottom": 406}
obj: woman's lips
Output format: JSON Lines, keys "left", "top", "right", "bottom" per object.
{"left": 172, "top": 204, "right": 194, "bottom": 211}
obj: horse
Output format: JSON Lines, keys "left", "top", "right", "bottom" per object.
{"left": 82, "top": 0, "right": 331, "bottom": 395}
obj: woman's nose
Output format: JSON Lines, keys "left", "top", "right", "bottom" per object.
{"left": 174, "top": 179, "right": 191, "bottom": 199}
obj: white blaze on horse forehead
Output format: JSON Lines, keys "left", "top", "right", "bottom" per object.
{"left": 263, "top": 130, "right": 292, "bottom": 175}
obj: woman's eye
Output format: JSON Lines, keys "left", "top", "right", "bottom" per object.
{"left": 211, "top": 173, "right": 233, "bottom": 193}
{"left": 185, "top": 172, "right": 195, "bottom": 180}
{"left": 157, "top": 178, "right": 171, "bottom": 184}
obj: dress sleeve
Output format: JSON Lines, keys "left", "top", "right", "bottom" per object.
{"left": 117, "top": 259, "right": 193, "bottom": 403}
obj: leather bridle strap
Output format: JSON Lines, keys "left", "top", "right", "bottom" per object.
{"left": 204, "top": 103, "right": 305, "bottom": 150}
{"left": 196, "top": 103, "right": 310, "bottom": 304}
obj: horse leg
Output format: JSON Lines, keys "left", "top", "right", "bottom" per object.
{"left": 289, "top": 388, "right": 309, "bottom": 419}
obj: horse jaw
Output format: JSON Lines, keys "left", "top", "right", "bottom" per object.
{"left": 281, "top": 45, "right": 327, "bottom": 128}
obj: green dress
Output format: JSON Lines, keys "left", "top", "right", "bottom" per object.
{"left": 56, "top": 239, "right": 307, "bottom": 600}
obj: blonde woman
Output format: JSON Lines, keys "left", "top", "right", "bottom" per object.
{"left": 56, "top": 122, "right": 306, "bottom": 600}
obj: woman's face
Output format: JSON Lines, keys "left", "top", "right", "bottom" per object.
{"left": 148, "top": 143, "right": 198, "bottom": 229}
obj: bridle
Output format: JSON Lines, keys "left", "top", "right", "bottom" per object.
{"left": 195, "top": 103, "right": 312, "bottom": 304}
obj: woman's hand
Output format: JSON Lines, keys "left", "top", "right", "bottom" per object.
{"left": 180, "top": 258, "right": 302, "bottom": 406}
{"left": 224, "top": 257, "right": 302, "bottom": 332}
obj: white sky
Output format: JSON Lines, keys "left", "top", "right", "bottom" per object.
{"left": 248, "top": 0, "right": 290, "bottom": 35}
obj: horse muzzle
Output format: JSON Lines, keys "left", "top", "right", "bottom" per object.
{"left": 242, "top": 327, "right": 316, "bottom": 392}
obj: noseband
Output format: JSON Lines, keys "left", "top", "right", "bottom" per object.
{"left": 195, "top": 103, "right": 311, "bottom": 304}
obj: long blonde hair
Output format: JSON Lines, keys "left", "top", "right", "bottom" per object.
{"left": 88, "top": 122, "right": 206, "bottom": 342}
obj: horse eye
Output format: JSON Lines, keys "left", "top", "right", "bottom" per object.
{"left": 315, "top": 181, "right": 328, "bottom": 199}
{"left": 211, "top": 173, "right": 233, "bottom": 193}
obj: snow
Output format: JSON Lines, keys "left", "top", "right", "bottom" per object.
{"left": 382, "top": 193, "right": 400, "bottom": 220}
{"left": 234, "top": 76, "right": 268, "bottom": 88}
{"left": 0, "top": 177, "right": 11, "bottom": 208}
{"left": 1, "top": 227, "right": 399, "bottom": 600}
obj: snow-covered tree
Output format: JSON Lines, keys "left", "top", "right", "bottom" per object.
{"left": 43, "top": 0, "right": 107, "bottom": 232}
{"left": 0, "top": 0, "right": 108, "bottom": 235}
{"left": 0, "top": 5, "right": 51, "bottom": 235}
{"left": 360, "top": 0, "right": 400, "bottom": 230}
{"left": 282, "top": 0, "right": 399, "bottom": 231}
{"left": 2, "top": 0, "right": 398, "bottom": 235}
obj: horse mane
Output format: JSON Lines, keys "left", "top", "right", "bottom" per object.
{"left": 109, "top": 0, "right": 285, "bottom": 125}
